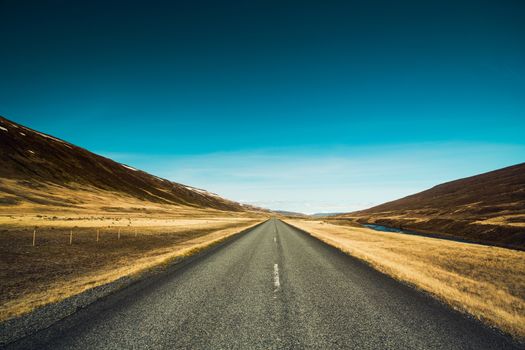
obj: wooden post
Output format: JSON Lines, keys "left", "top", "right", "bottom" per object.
{"left": 97, "top": 229, "right": 100, "bottom": 242}
{"left": 32, "top": 229, "right": 36, "bottom": 247}
{"left": 69, "top": 229, "right": 73, "bottom": 245}
{"left": 118, "top": 227, "right": 121, "bottom": 240}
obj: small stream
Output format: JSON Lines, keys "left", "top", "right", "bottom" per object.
{"left": 363, "top": 224, "right": 420, "bottom": 235}
{"left": 362, "top": 223, "right": 516, "bottom": 249}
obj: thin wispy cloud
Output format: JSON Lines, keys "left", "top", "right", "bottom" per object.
{"left": 103, "top": 142, "right": 525, "bottom": 214}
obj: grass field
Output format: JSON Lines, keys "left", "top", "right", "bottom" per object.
{"left": 284, "top": 219, "right": 525, "bottom": 340}
{"left": 0, "top": 211, "right": 265, "bottom": 322}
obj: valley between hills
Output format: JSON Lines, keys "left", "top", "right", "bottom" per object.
{"left": 0, "top": 115, "right": 524, "bottom": 346}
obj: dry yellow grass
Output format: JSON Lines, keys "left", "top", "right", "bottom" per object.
{"left": 284, "top": 219, "right": 525, "bottom": 339}
{"left": 0, "top": 177, "right": 268, "bottom": 218}
{"left": 0, "top": 212, "right": 266, "bottom": 322}
{"left": 0, "top": 174, "right": 268, "bottom": 322}
{"left": 473, "top": 214, "right": 525, "bottom": 227}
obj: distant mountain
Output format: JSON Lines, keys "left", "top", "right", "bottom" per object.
{"left": 340, "top": 163, "right": 525, "bottom": 248}
{"left": 273, "top": 210, "right": 307, "bottom": 217}
{"left": 311, "top": 212, "right": 344, "bottom": 218}
{"left": 0, "top": 116, "right": 250, "bottom": 213}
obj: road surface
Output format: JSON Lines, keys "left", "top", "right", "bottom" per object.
{"left": 7, "top": 218, "right": 519, "bottom": 349}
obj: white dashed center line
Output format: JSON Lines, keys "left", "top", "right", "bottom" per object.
{"left": 274, "top": 237, "right": 276, "bottom": 243}
{"left": 273, "top": 263, "right": 280, "bottom": 291}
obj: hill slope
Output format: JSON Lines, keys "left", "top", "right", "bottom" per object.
{"left": 0, "top": 116, "right": 247, "bottom": 213}
{"left": 341, "top": 163, "right": 525, "bottom": 248}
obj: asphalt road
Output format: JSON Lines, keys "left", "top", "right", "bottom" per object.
{"left": 6, "top": 218, "right": 519, "bottom": 349}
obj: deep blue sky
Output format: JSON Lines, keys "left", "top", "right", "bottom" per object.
{"left": 1, "top": 0, "right": 524, "bottom": 212}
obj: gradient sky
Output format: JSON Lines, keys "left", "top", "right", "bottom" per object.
{"left": 1, "top": 0, "right": 524, "bottom": 213}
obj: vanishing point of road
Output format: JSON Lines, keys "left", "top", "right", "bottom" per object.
{"left": 7, "top": 219, "right": 519, "bottom": 349}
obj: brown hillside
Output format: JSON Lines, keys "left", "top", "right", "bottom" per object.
{"left": 0, "top": 116, "right": 246, "bottom": 212}
{"left": 342, "top": 163, "right": 525, "bottom": 248}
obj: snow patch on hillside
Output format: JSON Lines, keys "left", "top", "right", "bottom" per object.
{"left": 0, "top": 126, "right": 8, "bottom": 132}
{"left": 121, "top": 164, "right": 138, "bottom": 171}
{"left": 32, "top": 130, "right": 73, "bottom": 148}
{"left": 183, "top": 185, "right": 221, "bottom": 198}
